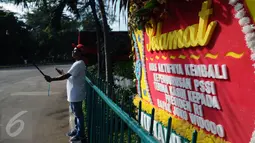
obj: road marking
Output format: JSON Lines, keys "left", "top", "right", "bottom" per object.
{"left": 10, "top": 92, "right": 61, "bottom": 96}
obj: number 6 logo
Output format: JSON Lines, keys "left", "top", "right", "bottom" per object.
{"left": 6, "top": 111, "right": 28, "bottom": 137}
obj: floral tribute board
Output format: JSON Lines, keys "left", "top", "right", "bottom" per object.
{"left": 131, "top": 0, "right": 255, "bottom": 143}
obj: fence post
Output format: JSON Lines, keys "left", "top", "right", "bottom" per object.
{"left": 85, "top": 75, "right": 159, "bottom": 143}
{"left": 192, "top": 130, "right": 198, "bottom": 143}
{"left": 90, "top": 90, "right": 95, "bottom": 143}
{"left": 120, "top": 98, "right": 124, "bottom": 143}
{"left": 166, "top": 117, "right": 172, "bottom": 143}
{"left": 138, "top": 101, "right": 142, "bottom": 143}
{"left": 149, "top": 108, "right": 155, "bottom": 136}
{"left": 86, "top": 84, "right": 92, "bottom": 142}
{"left": 127, "top": 96, "right": 132, "bottom": 143}
{"left": 109, "top": 85, "right": 114, "bottom": 143}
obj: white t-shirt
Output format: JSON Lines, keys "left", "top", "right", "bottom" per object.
{"left": 66, "top": 60, "right": 86, "bottom": 102}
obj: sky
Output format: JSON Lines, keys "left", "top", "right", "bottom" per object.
{"left": 0, "top": 2, "right": 128, "bottom": 31}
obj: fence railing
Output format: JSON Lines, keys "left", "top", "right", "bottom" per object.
{"left": 84, "top": 70, "right": 198, "bottom": 143}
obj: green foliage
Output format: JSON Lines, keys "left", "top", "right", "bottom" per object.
{"left": 112, "top": 59, "right": 137, "bottom": 121}
{"left": 21, "top": 5, "right": 79, "bottom": 62}
{"left": 80, "top": 4, "right": 116, "bottom": 31}
{"left": 82, "top": 90, "right": 139, "bottom": 143}
{"left": 87, "top": 64, "right": 98, "bottom": 76}
{"left": 113, "top": 60, "right": 134, "bottom": 79}
{"left": 1, "top": 0, "right": 118, "bottom": 65}
{"left": 114, "top": 86, "right": 136, "bottom": 117}
{"left": 87, "top": 59, "right": 136, "bottom": 116}
{"left": 0, "top": 0, "right": 118, "bottom": 65}
{"left": 0, "top": 7, "right": 36, "bottom": 64}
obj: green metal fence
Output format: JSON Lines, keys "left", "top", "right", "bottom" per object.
{"left": 84, "top": 70, "right": 198, "bottom": 143}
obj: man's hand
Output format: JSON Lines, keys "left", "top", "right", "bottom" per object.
{"left": 55, "top": 68, "right": 64, "bottom": 75}
{"left": 44, "top": 75, "right": 52, "bottom": 82}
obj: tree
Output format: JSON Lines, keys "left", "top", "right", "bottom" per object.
{"left": 80, "top": 2, "right": 115, "bottom": 31}
{"left": 88, "top": 0, "right": 103, "bottom": 78}
{"left": 108, "top": 0, "right": 128, "bottom": 10}
{"left": 80, "top": 0, "right": 116, "bottom": 78}
{"left": 23, "top": 5, "right": 81, "bottom": 62}
{"left": 98, "top": 0, "right": 113, "bottom": 95}
{"left": 107, "top": 0, "right": 128, "bottom": 23}
{"left": 4, "top": 0, "right": 116, "bottom": 86}
{"left": 0, "top": 7, "right": 35, "bottom": 65}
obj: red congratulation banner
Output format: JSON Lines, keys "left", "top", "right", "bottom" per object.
{"left": 142, "top": 0, "right": 255, "bottom": 142}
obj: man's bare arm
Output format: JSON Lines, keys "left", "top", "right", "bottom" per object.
{"left": 44, "top": 73, "right": 71, "bottom": 82}
{"left": 52, "top": 73, "right": 71, "bottom": 81}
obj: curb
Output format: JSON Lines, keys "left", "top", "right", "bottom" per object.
{"left": 0, "top": 63, "right": 72, "bottom": 69}
{"left": 0, "top": 64, "right": 33, "bottom": 69}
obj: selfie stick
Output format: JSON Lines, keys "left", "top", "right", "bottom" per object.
{"left": 20, "top": 57, "right": 51, "bottom": 96}
{"left": 32, "top": 62, "right": 51, "bottom": 96}
{"left": 32, "top": 62, "right": 46, "bottom": 76}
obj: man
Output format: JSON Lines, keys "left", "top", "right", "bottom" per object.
{"left": 44, "top": 44, "right": 86, "bottom": 142}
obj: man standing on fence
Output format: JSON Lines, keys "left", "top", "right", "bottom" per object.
{"left": 44, "top": 44, "right": 86, "bottom": 142}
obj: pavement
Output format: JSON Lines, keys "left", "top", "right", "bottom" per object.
{"left": 0, "top": 64, "right": 72, "bottom": 143}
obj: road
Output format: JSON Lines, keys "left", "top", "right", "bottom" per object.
{"left": 0, "top": 64, "right": 72, "bottom": 143}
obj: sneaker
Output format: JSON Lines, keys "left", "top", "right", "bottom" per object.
{"left": 66, "top": 130, "right": 77, "bottom": 137}
{"left": 69, "top": 135, "right": 85, "bottom": 142}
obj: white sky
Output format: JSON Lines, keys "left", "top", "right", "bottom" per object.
{"left": 0, "top": 2, "right": 128, "bottom": 31}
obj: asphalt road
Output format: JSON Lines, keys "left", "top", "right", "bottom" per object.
{"left": 0, "top": 64, "right": 72, "bottom": 143}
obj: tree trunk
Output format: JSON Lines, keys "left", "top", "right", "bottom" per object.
{"left": 98, "top": 0, "right": 114, "bottom": 96}
{"left": 50, "top": 0, "right": 67, "bottom": 31}
{"left": 90, "top": 0, "right": 103, "bottom": 78}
